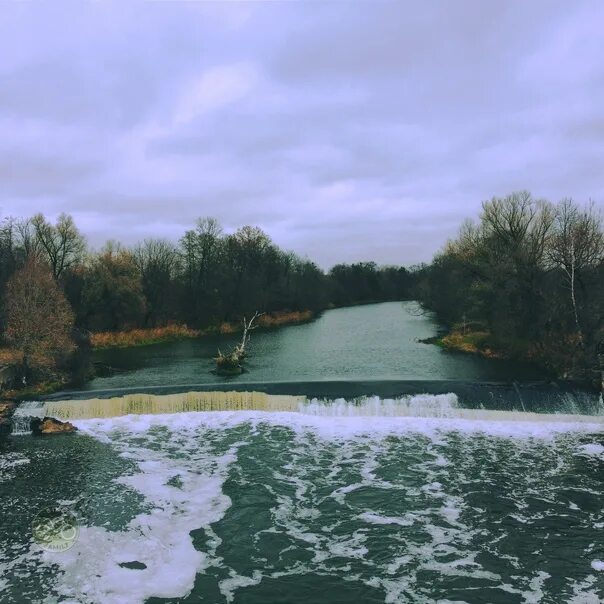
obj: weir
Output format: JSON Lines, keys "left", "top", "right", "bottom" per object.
{"left": 13, "top": 391, "right": 307, "bottom": 424}
{"left": 10, "top": 388, "right": 604, "bottom": 426}
{"left": 45, "top": 380, "right": 603, "bottom": 413}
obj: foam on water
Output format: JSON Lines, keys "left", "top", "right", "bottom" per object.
{"left": 10, "top": 400, "right": 45, "bottom": 435}
{"left": 0, "top": 452, "right": 30, "bottom": 482}
{"left": 14, "top": 389, "right": 604, "bottom": 420}
{"left": 576, "top": 443, "right": 604, "bottom": 461}
{"left": 34, "top": 413, "right": 247, "bottom": 603}
{"left": 11, "top": 394, "right": 604, "bottom": 602}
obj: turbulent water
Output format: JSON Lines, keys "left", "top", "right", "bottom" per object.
{"left": 1, "top": 304, "right": 603, "bottom": 602}
{"left": 2, "top": 394, "right": 604, "bottom": 603}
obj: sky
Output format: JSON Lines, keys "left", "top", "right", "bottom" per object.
{"left": 0, "top": 1, "right": 603, "bottom": 268}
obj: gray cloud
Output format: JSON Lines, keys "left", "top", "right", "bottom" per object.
{"left": 0, "top": 1, "right": 602, "bottom": 268}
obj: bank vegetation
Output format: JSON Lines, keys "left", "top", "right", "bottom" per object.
{"left": 0, "top": 215, "right": 413, "bottom": 390}
{"left": 415, "top": 192, "right": 604, "bottom": 387}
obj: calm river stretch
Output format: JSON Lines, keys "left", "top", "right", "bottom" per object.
{"left": 1, "top": 302, "right": 603, "bottom": 603}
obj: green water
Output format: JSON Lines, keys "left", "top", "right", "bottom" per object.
{"left": 1, "top": 413, "right": 603, "bottom": 603}
{"left": 1, "top": 302, "right": 603, "bottom": 603}
{"left": 87, "top": 302, "right": 546, "bottom": 391}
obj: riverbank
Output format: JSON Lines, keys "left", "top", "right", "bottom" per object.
{"left": 90, "top": 310, "right": 315, "bottom": 350}
{"left": 420, "top": 327, "right": 604, "bottom": 390}
{"left": 420, "top": 330, "right": 504, "bottom": 359}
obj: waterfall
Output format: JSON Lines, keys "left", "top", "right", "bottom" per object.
{"left": 8, "top": 390, "right": 604, "bottom": 430}
{"left": 11, "top": 401, "right": 45, "bottom": 434}
{"left": 299, "top": 394, "right": 604, "bottom": 424}
{"left": 300, "top": 394, "right": 461, "bottom": 417}
{"left": 41, "top": 391, "right": 307, "bottom": 420}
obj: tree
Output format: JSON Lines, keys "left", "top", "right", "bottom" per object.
{"left": 81, "top": 245, "right": 146, "bottom": 331}
{"left": 14, "top": 217, "right": 42, "bottom": 261}
{"left": 0, "top": 219, "right": 20, "bottom": 301}
{"left": 4, "top": 258, "right": 75, "bottom": 379}
{"left": 469, "top": 192, "right": 554, "bottom": 338}
{"left": 548, "top": 199, "right": 604, "bottom": 345}
{"left": 133, "top": 239, "right": 180, "bottom": 326}
{"left": 179, "top": 218, "right": 224, "bottom": 324}
{"left": 31, "top": 213, "right": 86, "bottom": 280}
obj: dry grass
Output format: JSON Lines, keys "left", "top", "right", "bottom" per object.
{"left": 258, "top": 310, "right": 314, "bottom": 327}
{"left": 90, "top": 311, "right": 315, "bottom": 350}
{"left": 90, "top": 324, "right": 201, "bottom": 349}
{"left": 0, "top": 348, "right": 23, "bottom": 365}
{"left": 438, "top": 330, "right": 504, "bottom": 359}
{"left": 212, "top": 311, "right": 314, "bottom": 335}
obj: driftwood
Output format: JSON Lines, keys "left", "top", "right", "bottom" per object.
{"left": 215, "top": 311, "right": 264, "bottom": 374}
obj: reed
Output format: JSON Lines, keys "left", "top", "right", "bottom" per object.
{"left": 90, "top": 311, "right": 315, "bottom": 349}
{"left": 90, "top": 325, "right": 201, "bottom": 349}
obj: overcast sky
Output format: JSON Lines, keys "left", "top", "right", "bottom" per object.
{"left": 0, "top": 2, "right": 603, "bottom": 268}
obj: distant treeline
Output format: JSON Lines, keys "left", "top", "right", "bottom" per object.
{"left": 414, "top": 192, "right": 604, "bottom": 384}
{"left": 0, "top": 215, "right": 414, "bottom": 335}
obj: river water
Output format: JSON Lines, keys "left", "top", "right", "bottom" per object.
{"left": 86, "top": 302, "right": 545, "bottom": 390}
{"left": 1, "top": 303, "right": 603, "bottom": 603}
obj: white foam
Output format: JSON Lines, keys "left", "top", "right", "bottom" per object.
{"left": 567, "top": 576, "right": 603, "bottom": 604}
{"left": 87, "top": 408, "right": 604, "bottom": 441}
{"left": 39, "top": 414, "right": 244, "bottom": 604}
{"left": 301, "top": 393, "right": 460, "bottom": 417}
{"left": 576, "top": 443, "right": 604, "bottom": 460}
{"left": 591, "top": 559, "right": 604, "bottom": 571}
{"left": 29, "top": 405, "right": 604, "bottom": 603}
{"left": 0, "top": 452, "right": 30, "bottom": 482}
{"left": 219, "top": 570, "right": 263, "bottom": 603}
{"left": 359, "top": 512, "right": 415, "bottom": 527}
{"left": 522, "top": 571, "right": 551, "bottom": 604}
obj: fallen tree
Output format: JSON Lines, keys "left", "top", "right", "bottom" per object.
{"left": 215, "top": 311, "right": 263, "bottom": 375}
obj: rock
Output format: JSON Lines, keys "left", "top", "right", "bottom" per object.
{"left": 0, "top": 418, "right": 12, "bottom": 438}
{"left": 0, "top": 402, "right": 16, "bottom": 415}
{"left": 119, "top": 561, "right": 147, "bottom": 570}
{"left": 0, "top": 401, "right": 16, "bottom": 439}
{"left": 31, "top": 417, "right": 77, "bottom": 435}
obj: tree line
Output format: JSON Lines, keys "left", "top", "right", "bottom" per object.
{"left": 414, "top": 192, "right": 604, "bottom": 385}
{"left": 0, "top": 214, "right": 415, "bottom": 385}
{"left": 2, "top": 192, "right": 602, "bottom": 390}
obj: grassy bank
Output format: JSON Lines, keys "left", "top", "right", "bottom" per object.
{"left": 420, "top": 329, "right": 504, "bottom": 359}
{"left": 90, "top": 310, "right": 315, "bottom": 350}
{"left": 90, "top": 324, "right": 201, "bottom": 349}
{"left": 420, "top": 327, "right": 599, "bottom": 386}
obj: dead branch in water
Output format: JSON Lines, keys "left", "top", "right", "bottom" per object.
{"left": 215, "top": 311, "right": 264, "bottom": 373}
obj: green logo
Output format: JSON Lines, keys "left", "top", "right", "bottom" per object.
{"left": 32, "top": 507, "right": 79, "bottom": 552}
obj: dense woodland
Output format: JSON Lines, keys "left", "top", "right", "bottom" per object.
{"left": 0, "top": 214, "right": 413, "bottom": 386}
{"left": 414, "top": 192, "right": 604, "bottom": 385}
{"left": 0, "top": 191, "right": 602, "bottom": 391}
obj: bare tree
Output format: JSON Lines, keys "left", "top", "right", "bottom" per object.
{"left": 180, "top": 217, "right": 223, "bottom": 288}
{"left": 548, "top": 199, "right": 604, "bottom": 344}
{"left": 133, "top": 238, "right": 179, "bottom": 278}
{"left": 31, "top": 213, "right": 86, "bottom": 279}
{"left": 481, "top": 191, "right": 554, "bottom": 268}
{"left": 14, "top": 217, "right": 43, "bottom": 260}
{"left": 215, "top": 311, "right": 264, "bottom": 373}
{"left": 133, "top": 239, "right": 180, "bottom": 325}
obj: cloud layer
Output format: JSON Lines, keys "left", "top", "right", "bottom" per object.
{"left": 1, "top": 1, "right": 603, "bottom": 267}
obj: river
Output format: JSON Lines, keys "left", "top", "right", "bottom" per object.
{"left": 1, "top": 302, "right": 603, "bottom": 603}
{"left": 87, "top": 301, "right": 545, "bottom": 390}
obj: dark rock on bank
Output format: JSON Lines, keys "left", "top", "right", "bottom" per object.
{"left": 30, "top": 417, "right": 77, "bottom": 435}
{"left": 0, "top": 401, "right": 16, "bottom": 439}
{"left": 119, "top": 561, "right": 147, "bottom": 570}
